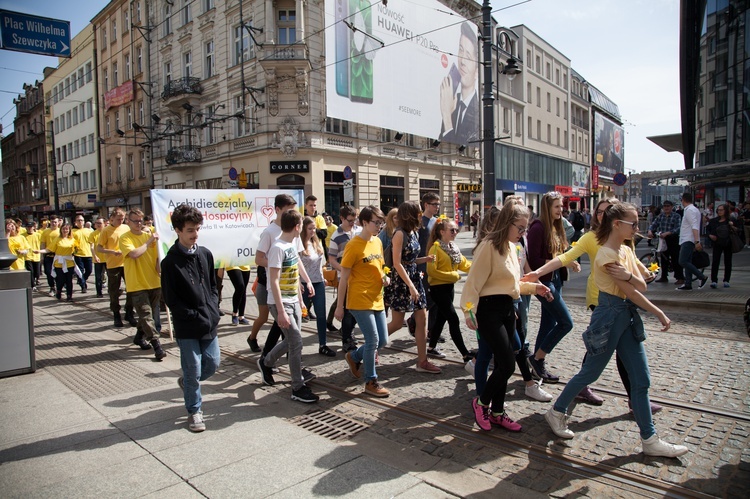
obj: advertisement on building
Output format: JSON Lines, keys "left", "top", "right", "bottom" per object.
{"left": 151, "top": 189, "right": 304, "bottom": 268}
{"left": 594, "top": 113, "right": 624, "bottom": 178}
{"left": 571, "top": 163, "right": 589, "bottom": 194}
{"left": 325, "top": 0, "right": 480, "bottom": 146}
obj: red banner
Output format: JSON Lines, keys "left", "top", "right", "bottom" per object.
{"left": 555, "top": 185, "right": 573, "bottom": 197}
{"left": 104, "top": 81, "right": 134, "bottom": 110}
{"left": 591, "top": 165, "right": 599, "bottom": 190}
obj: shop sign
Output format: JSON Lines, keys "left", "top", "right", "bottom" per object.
{"left": 496, "top": 179, "right": 552, "bottom": 193}
{"left": 555, "top": 185, "right": 573, "bottom": 196}
{"left": 592, "top": 165, "right": 599, "bottom": 190}
{"left": 456, "top": 182, "right": 481, "bottom": 192}
{"left": 270, "top": 160, "right": 309, "bottom": 173}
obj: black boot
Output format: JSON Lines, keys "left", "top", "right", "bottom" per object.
{"left": 133, "top": 330, "right": 152, "bottom": 350}
{"left": 151, "top": 339, "right": 166, "bottom": 360}
{"left": 114, "top": 311, "right": 124, "bottom": 328}
{"left": 124, "top": 311, "right": 138, "bottom": 327}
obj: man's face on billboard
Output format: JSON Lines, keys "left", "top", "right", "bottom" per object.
{"left": 458, "top": 34, "right": 478, "bottom": 89}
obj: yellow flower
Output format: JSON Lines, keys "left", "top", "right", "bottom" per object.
{"left": 434, "top": 241, "right": 440, "bottom": 247}
{"left": 462, "top": 302, "right": 475, "bottom": 312}
{"left": 383, "top": 266, "right": 391, "bottom": 275}
{"left": 648, "top": 262, "right": 660, "bottom": 272}
{"left": 438, "top": 213, "right": 448, "bottom": 220}
{"left": 571, "top": 241, "right": 578, "bottom": 246}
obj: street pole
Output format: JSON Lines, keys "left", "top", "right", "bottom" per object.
{"left": 481, "top": 0, "right": 495, "bottom": 211}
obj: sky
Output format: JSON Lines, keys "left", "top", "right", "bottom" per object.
{"left": 0, "top": 0, "right": 685, "bottom": 173}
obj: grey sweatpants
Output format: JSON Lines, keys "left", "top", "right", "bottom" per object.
{"left": 266, "top": 302, "right": 303, "bottom": 390}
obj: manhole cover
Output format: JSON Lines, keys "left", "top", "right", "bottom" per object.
{"left": 289, "top": 409, "right": 369, "bottom": 441}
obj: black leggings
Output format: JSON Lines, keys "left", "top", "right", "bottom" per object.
{"left": 476, "top": 295, "right": 516, "bottom": 410}
{"left": 428, "top": 283, "right": 470, "bottom": 357}
{"left": 227, "top": 269, "right": 251, "bottom": 316}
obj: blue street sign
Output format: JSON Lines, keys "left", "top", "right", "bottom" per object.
{"left": 613, "top": 172, "right": 628, "bottom": 186}
{"left": 0, "top": 10, "right": 71, "bottom": 58}
{"left": 343, "top": 165, "right": 353, "bottom": 180}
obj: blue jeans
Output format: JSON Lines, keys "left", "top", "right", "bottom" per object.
{"left": 349, "top": 309, "right": 388, "bottom": 382}
{"left": 176, "top": 336, "right": 221, "bottom": 415}
{"left": 534, "top": 272, "right": 573, "bottom": 354}
{"left": 554, "top": 292, "right": 655, "bottom": 439}
{"left": 303, "top": 281, "right": 328, "bottom": 346}
{"left": 74, "top": 256, "right": 92, "bottom": 288}
{"left": 678, "top": 241, "right": 706, "bottom": 285}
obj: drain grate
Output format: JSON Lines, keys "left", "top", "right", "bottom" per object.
{"left": 290, "top": 409, "right": 369, "bottom": 441}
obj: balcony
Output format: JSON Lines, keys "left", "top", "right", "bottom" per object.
{"left": 165, "top": 145, "right": 201, "bottom": 167}
{"left": 162, "top": 77, "right": 202, "bottom": 100}
{"left": 258, "top": 44, "right": 311, "bottom": 72}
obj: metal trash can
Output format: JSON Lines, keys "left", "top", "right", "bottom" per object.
{"left": 0, "top": 270, "right": 35, "bottom": 377}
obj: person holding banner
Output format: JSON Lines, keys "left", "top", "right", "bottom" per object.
{"left": 161, "top": 204, "right": 221, "bottom": 433}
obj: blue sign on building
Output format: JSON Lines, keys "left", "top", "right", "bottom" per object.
{"left": 496, "top": 179, "right": 552, "bottom": 194}
{"left": 0, "top": 10, "right": 71, "bottom": 58}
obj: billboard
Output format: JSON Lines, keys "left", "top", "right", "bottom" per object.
{"left": 594, "top": 113, "right": 624, "bottom": 178}
{"left": 325, "top": 0, "right": 479, "bottom": 146}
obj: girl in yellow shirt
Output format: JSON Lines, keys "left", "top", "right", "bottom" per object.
{"left": 426, "top": 217, "right": 472, "bottom": 362}
{"left": 6, "top": 220, "right": 29, "bottom": 271}
{"left": 41, "top": 223, "right": 80, "bottom": 301}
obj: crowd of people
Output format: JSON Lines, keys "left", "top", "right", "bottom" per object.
{"left": 4, "top": 190, "right": 702, "bottom": 457}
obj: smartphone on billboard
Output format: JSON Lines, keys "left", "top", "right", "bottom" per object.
{"left": 349, "top": 0, "right": 373, "bottom": 104}
{"left": 449, "top": 63, "right": 461, "bottom": 95}
{"left": 335, "top": 0, "right": 350, "bottom": 97}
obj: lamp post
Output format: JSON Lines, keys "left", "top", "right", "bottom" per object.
{"left": 53, "top": 161, "right": 80, "bottom": 213}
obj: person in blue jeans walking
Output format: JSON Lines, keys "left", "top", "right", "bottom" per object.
{"left": 526, "top": 191, "right": 577, "bottom": 383}
{"left": 676, "top": 192, "right": 709, "bottom": 290}
{"left": 544, "top": 202, "right": 688, "bottom": 458}
{"left": 336, "top": 205, "right": 391, "bottom": 397}
{"left": 161, "top": 204, "right": 221, "bottom": 433}
{"left": 300, "top": 216, "right": 335, "bottom": 357}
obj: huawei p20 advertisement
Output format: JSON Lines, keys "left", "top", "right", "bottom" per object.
{"left": 325, "top": 0, "right": 480, "bottom": 146}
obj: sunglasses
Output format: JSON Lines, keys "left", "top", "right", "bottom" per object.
{"left": 619, "top": 220, "right": 638, "bottom": 229}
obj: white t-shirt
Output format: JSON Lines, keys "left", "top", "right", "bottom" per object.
{"left": 257, "top": 223, "right": 304, "bottom": 263}
{"left": 266, "top": 239, "right": 300, "bottom": 305}
{"left": 679, "top": 204, "right": 702, "bottom": 245}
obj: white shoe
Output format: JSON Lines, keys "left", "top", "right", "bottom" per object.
{"left": 525, "top": 381, "right": 553, "bottom": 402}
{"left": 188, "top": 411, "right": 206, "bottom": 432}
{"left": 641, "top": 434, "right": 688, "bottom": 457}
{"left": 464, "top": 359, "right": 475, "bottom": 376}
{"left": 545, "top": 407, "right": 574, "bottom": 439}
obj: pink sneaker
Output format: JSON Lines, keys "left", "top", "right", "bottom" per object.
{"left": 472, "top": 397, "right": 491, "bottom": 431}
{"left": 416, "top": 359, "right": 441, "bottom": 374}
{"left": 489, "top": 411, "right": 522, "bottom": 432}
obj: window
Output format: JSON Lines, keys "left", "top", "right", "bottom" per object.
{"left": 105, "top": 116, "right": 110, "bottom": 136}
{"left": 103, "top": 69, "right": 109, "bottom": 91}
{"left": 556, "top": 127, "right": 560, "bottom": 146}
{"left": 67, "top": 143, "right": 73, "bottom": 160}
{"left": 54, "top": 118, "right": 59, "bottom": 134}
{"left": 564, "top": 130, "right": 567, "bottom": 149}
{"left": 205, "top": 105, "right": 216, "bottom": 144}
{"left": 564, "top": 101, "right": 568, "bottom": 119}
{"left": 556, "top": 68, "right": 560, "bottom": 86}
{"left": 128, "top": 154, "right": 135, "bottom": 179}
{"left": 56, "top": 146, "right": 61, "bottom": 161}
{"left": 83, "top": 170, "right": 89, "bottom": 189}
{"left": 65, "top": 77, "right": 71, "bottom": 96}
{"left": 72, "top": 109, "right": 78, "bottom": 126}
{"left": 126, "top": 106, "right": 132, "bottom": 129}
{"left": 234, "top": 95, "right": 247, "bottom": 137}
{"left": 112, "top": 19, "right": 117, "bottom": 41}
{"left": 183, "top": 51, "right": 192, "bottom": 77}
{"left": 66, "top": 110, "right": 72, "bottom": 128}
{"left": 124, "top": 54, "right": 131, "bottom": 81}
{"left": 546, "top": 62, "right": 550, "bottom": 79}
{"left": 53, "top": 86, "right": 58, "bottom": 104}
{"left": 502, "top": 108, "right": 510, "bottom": 132}
{"left": 78, "top": 68, "right": 85, "bottom": 87}
{"left": 536, "top": 87, "right": 540, "bottom": 107}
{"left": 81, "top": 138, "right": 86, "bottom": 156}
{"left": 515, "top": 112, "right": 522, "bottom": 136}
{"left": 526, "top": 82, "right": 531, "bottom": 103}
{"left": 106, "top": 160, "right": 112, "bottom": 183}
{"left": 80, "top": 103, "right": 86, "bottom": 122}
{"left": 85, "top": 62, "right": 93, "bottom": 83}
{"left": 74, "top": 140, "right": 80, "bottom": 158}
{"left": 326, "top": 117, "right": 349, "bottom": 135}
{"left": 164, "top": 62, "right": 172, "bottom": 83}
{"left": 182, "top": 0, "right": 192, "bottom": 25}
{"left": 205, "top": 0, "right": 214, "bottom": 12}
{"left": 71, "top": 74, "right": 77, "bottom": 92}
{"left": 205, "top": 40, "right": 214, "bottom": 78}
{"left": 123, "top": 7, "right": 129, "bottom": 32}
{"left": 546, "top": 92, "right": 551, "bottom": 112}
{"left": 163, "top": 4, "right": 172, "bottom": 36}
{"left": 115, "top": 109, "right": 120, "bottom": 131}
{"left": 87, "top": 98, "right": 94, "bottom": 118}
{"left": 113, "top": 62, "right": 119, "bottom": 87}
{"left": 547, "top": 124, "right": 551, "bottom": 143}
{"left": 102, "top": 27, "right": 107, "bottom": 46}
{"left": 138, "top": 101, "right": 144, "bottom": 124}
{"left": 556, "top": 97, "right": 560, "bottom": 116}
{"left": 572, "top": 134, "right": 576, "bottom": 153}
{"left": 278, "top": 10, "right": 296, "bottom": 44}
{"left": 116, "top": 156, "right": 122, "bottom": 181}
{"left": 135, "top": 1, "right": 141, "bottom": 23}
{"left": 136, "top": 46, "right": 142, "bottom": 74}
{"left": 90, "top": 170, "right": 96, "bottom": 189}
{"left": 89, "top": 134, "right": 94, "bottom": 153}
{"left": 139, "top": 152, "right": 146, "bottom": 177}
{"left": 527, "top": 117, "right": 532, "bottom": 138}
{"left": 61, "top": 146, "right": 67, "bottom": 162}
{"left": 536, "top": 119, "right": 541, "bottom": 139}
{"left": 234, "top": 23, "right": 254, "bottom": 65}
{"left": 535, "top": 55, "right": 540, "bottom": 73}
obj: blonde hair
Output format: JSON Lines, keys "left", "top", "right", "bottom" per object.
{"left": 596, "top": 202, "right": 638, "bottom": 245}
{"left": 427, "top": 217, "right": 456, "bottom": 248}
{"left": 384, "top": 208, "right": 398, "bottom": 239}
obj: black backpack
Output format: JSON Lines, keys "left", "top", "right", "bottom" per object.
{"left": 572, "top": 211, "right": 585, "bottom": 231}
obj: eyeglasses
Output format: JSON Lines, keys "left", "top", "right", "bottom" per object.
{"left": 595, "top": 210, "right": 605, "bottom": 216}
{"left": 512, "top": 223, "right": 528, "bottom": 234}
{"left": 345, "top": 218, "right": 356, "bottom": 224}
{"left": 619, "top": 220, "right": 638, "bottom": 230}
{"left": 129, "top": 218, "right": 144, "bottom": 225}
{"left": 427, "top": 202, "right": 440, "bottom": 207}
{"left": 369, "top": 220, "right": 385, "bottom": 228}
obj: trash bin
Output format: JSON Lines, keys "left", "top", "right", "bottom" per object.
{"left": 0, "top": 270, "right": 35, "bottom": 377}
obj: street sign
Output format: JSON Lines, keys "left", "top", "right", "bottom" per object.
{"left": 343, "top": 165, "right": 353, "bottom": 180}
{"left": 0, "top": 10, "right": 71, "bottom": 58}
{"left": 343, "top": 178, "right": 354, "bottom": 203}
{"left": 613, "top": 172, "right": 628, "bottom": 186}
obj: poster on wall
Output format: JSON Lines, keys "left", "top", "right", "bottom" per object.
{"left": 325, "top": 0, "right": 480, "bottom": 146}
{"left": 571, "top": 164, "right": 590, "bottom": 193}
{"left": 594, "top": 114, "right": 624, "bottom": 178}
{"left": 150, "top": 189, "right": 304, "bottom": 268}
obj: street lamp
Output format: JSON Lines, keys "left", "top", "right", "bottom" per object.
{"left": 53, "top": 161, "right": 80, "bottom": 213}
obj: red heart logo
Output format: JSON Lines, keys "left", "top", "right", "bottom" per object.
{"left": 261, "top": 206, "right": 274, "bottom": 219}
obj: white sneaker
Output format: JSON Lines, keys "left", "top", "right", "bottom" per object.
{"left": 525, "top": 381, "right": 553, "bottom": 402}
{"left": 545, "top": 407, "right": 574, "bottom": 439}
{"left": 641, "top": 434, "right": 688, "bottom": 457}
{"left": 464, "top": 359, "right": 475, "bottom": 376}
{"left": 188, "top": 411, "right": 206, "bottom": 432}
{"left": 427, "top": 347, "right": 446, "bottom": 359}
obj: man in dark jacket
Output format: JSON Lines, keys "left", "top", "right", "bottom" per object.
{"left": 161, "top": 204, "right": 221, "bottom": 432}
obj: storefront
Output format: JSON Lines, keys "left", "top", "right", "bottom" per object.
{"left": 496, "top": 179, "right": 553, "bottom": 215}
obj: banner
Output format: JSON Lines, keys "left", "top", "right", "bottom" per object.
{"left": 150, "top": 189, "right": 304, "bottom": 268}
{"left": 325, "top": 0, "right": 480, "bottom": 146}
{"left": 594, "top": 113, "right": 624, "bottom": 178}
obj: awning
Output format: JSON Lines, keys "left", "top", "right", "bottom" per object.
{"left": 647, "top": 133, "right": 684, "bottom": 154}
{"left": 646, "top": 161, "right": 750, "bottom": 186}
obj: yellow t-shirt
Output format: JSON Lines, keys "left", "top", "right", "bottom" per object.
{"left": 326, "top": 224, "right": 337, "bottom": 247}
{"left": 72, "top": 228, "right": 93, "bottom": 257}
{"left": 8, "top": 235, "right": 30, "bottom": 270}
{"left": 47, "top": 237, "right": 78, "bottom": 268}
{"left": 119, "top": 231, "right": 161, "bottom": 292}
{"left": 557, "top": 231, "right": 601, "bottom": 308}
{"left": 40, "top": 227, "right": 60, "bottom": 252}
{"left": 98, "top": 224, "right": 130, "bottom": 269}
{"left": 24, "top": 231, "right": 42, "bottom": 262}
{"left": 226, "top": 265, "right": 251, "bottom": 271}
{"left": 88, "top": 229, "right": 106, "bottom": 261}
{"left": 18, "top": 227, "right": 27, "bottom": 236}
{"left": 340, "top": 235, "right": 385, "bottom": 311}
{"left": 594, "top": 245, "right": 640, "bottom": 300}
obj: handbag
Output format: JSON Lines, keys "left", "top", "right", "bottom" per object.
{"left": 692, "top": 249, "right": 710, "bottom": 269}
{"left": 730, "top": 232, "right": 743, "bottom": 253}
{"left": 323, "top": 266, "right": 339, "bottom": 287}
